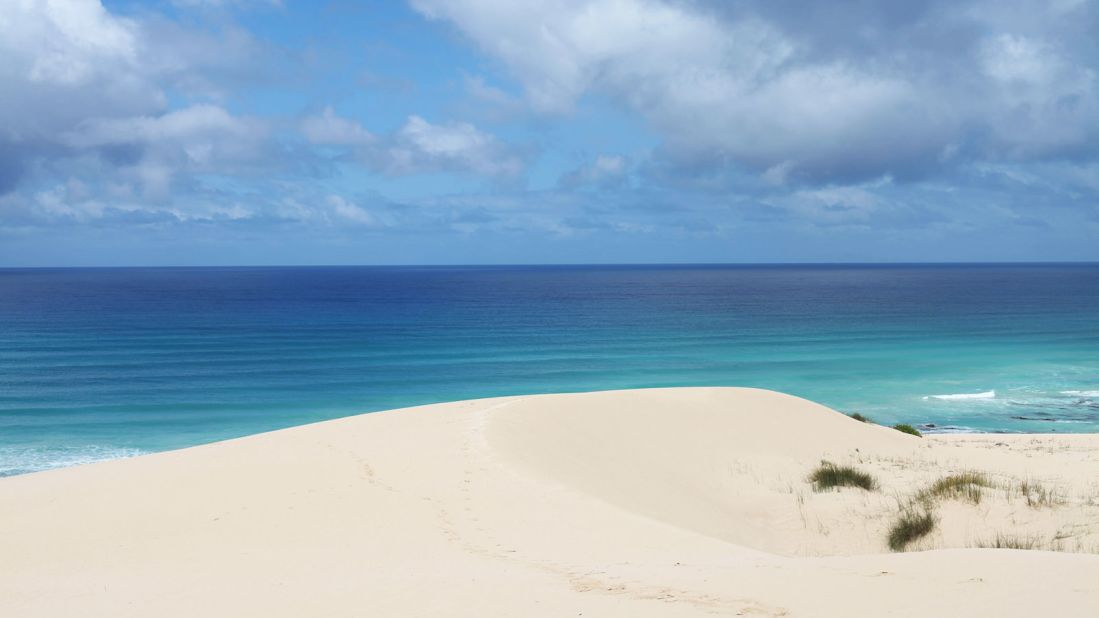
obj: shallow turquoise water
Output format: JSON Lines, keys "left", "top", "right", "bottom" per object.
{"left": 1, "top": 264, "right": 1097, "bottom": 476}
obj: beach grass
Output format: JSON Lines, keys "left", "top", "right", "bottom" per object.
{"left": 973, "top": 533, "right": 1042, "bottom": 550}
{"left": 809, "top": 461, "right": 878, "bottom": 492}
{"left": 1019, "top": 478, "right": 1061, "bottom": 508}
{"left": 919, "top": 471, "right": 993, "bottom": 505}
{"left": 888, "top": 505, "right": 937, "bottom": 551}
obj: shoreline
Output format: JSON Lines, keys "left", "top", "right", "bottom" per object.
{"left": 6, "top": 388, "right": 1096, "bottom": 481}
{"left": 3, "top": 387, "right": 1098, "bottom": 616}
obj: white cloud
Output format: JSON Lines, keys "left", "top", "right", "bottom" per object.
{"left": 301, "top": 107, "right": 375, "bottom": 146}
{"left": 33, "top": 183, "right": 105, "bottom": 221}
{"left": 57, "top": 104, "right": 270, "bottom": 198}
{"left": 10, "top": 0, "right": 140, "bottom": 87}
{"left": 0, "top": 0, "right": 161, "bottom": 143}
{"left": 414, "top": 0, "right": 789, "bottom": 114}
{"left": 383, "top": 115, "right": 521, "bottom": 176}
{"left": 325, "top": 195, "right": 378, "bottom": 226}
{"left": 0, "top": 0, "right": 280, "bottom": 198}
{"left": 66, "top": 105, "right": 261, "bottom": 147}
{"left": 788, "top": 184, "right": 887, "bottom": 224}
{"left": 300, "top": 108, "right": 524, "bottom": 178}
{"left": 412, "top": 0, "right": 1099, "bottom": 182}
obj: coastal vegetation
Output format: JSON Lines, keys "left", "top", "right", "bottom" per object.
{"left": 918, "top": 471, "right": 993, "bottom": 505}
{"left": 888, "top": 471, "right": 988, "bottom": 551}
{"left": 1019, "top": 478, "right": 1062, "bottom": 508}
{"left": 809, "top": 461, "right": 878, "bottom": 491}
{"left": 884, "top": 471, "right": 1069, "bottom": 552}
{"left": 973, "top": 534, "right": 1042, "bottom": 550}
{"left": 893, "top": 423, "right": 922, "bottom": 437}
{"left": 888, "top": 504, "right": 937, "bottom": 551}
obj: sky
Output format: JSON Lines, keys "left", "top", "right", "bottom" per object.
{"left": 1, "top": 0, "right": 1098, "bottom": 266}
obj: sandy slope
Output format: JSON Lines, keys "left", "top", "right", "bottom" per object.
{"left": 2, "top": 387, "right": 1098, "bottom": 616}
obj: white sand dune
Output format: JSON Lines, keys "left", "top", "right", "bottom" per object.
{"left": 3, "top": 387, "right": 1099, "bottom": 616}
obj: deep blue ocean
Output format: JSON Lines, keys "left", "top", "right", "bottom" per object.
{"left": 2, "top": 264, "right": 1098, "bottom": 476}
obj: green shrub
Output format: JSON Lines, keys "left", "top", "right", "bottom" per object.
{"left": 888, "top": 506, "right": 936, "bottom": 551}
{"left": 848, "top": 412, "right": 873, "bottom": 423}
{"left": 809, "top": 461, "right": 878, "bottom": 492}
{"left": 893, "top": 423, "right": 922, "bottom": 437}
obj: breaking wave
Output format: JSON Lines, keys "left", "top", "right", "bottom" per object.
{"left": 924, "top": 390, "right": 996, "bottom": 401}
{"left": 0, "top": 445, "right": 146, "bottom": 478}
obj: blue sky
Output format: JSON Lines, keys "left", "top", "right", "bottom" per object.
{"left": 1, "top": 0, "right": 1097, "bottom": 265}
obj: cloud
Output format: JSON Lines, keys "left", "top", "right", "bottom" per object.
{"left": 57, "top": 104, "right": 271, "bottom": 199}
{"left": 559, "top": 154, "right": 629, "bottom": 189}
{"left": 324, "top": 194, "right": 380, "bottom": 227}
{"left": 412, "top": 0, "right": 1099, "bottom": 183}
{"left": 0, "top": 0, "right": 156, "bottom": 200}
{"left": 301, "top": 107, "right": 375, "bottom": 147}
{"left": 0, "top": 0, "right": 282, "bottom": 204}
{"left": 381, "top": 115, "right": 523, "bottom": 177}
{"left": 2, "top": 0, "right": 1097, "bottom": 265}
{"left": 8, "top": 0, "right": 140, "bottom": 87}
{"left": 171, "top": 0, "right": 282, "bottom": 7}
{"left": 977, "top": 33, "right": 1099, "bottom": 159}
{"left": 65, "top": 105, "right": 263, "bottom": 149}
{"left": 302, "top": 108, "right": 525, "bottom": 178}
{"left": 0, "top": 0, "right": 523, "bottom": 235}
{"left": 0, "top": 0, "right": 158, "bottom": 142}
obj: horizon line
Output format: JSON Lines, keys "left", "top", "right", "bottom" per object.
{"left": 3, "top": 260, "right": 1099, "bottom": 270}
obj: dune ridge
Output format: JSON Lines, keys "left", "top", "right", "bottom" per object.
{"left": 2, "top": 387, "right": 1098, "bottom": 616}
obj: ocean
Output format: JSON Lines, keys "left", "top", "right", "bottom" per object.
{"left": 2, "top": 264, "right": 1098, "bottom": 476}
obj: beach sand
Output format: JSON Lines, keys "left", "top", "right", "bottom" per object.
{"left": 3, "top": 387, "right": 1098, "bottom": 616}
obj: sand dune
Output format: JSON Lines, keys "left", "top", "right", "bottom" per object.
{"left": 3, "top": 387, "right": 1098, "bottom": 616}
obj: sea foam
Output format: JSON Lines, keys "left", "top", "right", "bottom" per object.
{"left": 1062, "top": 390, "right": 1099, "bottom": 398}
{"left": 0, "top": 446, "right": 146, "bottom": 478}
{"left": 924, "top": 390, "right": 996, "bottom": 401}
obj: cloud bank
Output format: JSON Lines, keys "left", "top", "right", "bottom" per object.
{"left": 0, "top": 0, "right": 1096, "bottom": 265}
{"left": 413, "top": 0, "right": 1099, "bottom": 183}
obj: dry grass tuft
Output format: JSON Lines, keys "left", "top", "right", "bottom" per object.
{"left": 972, "top": 533, "right": 1042, "bottom": 550}
{"left": 809, "top": 461, "right": 878, "bottom": 492}
{"left": 888, "top": 505, "right": 937, "bottom": 552}
{"left": 919, "top": 471, "right": 994, "bottom": 505}
{"left": 1019, "top": 478, "right": 1062, "bottom": 508}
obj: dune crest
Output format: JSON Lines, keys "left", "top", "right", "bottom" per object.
{"left": 3, "top": 387, "right": 1098, "bottom": 617}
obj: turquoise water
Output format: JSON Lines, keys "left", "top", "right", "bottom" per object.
{"left": 2, "top": 264, "right": 1098, "bottom": 476}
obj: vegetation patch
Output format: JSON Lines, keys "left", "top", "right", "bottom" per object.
{"left": 919, "top": 471, "right": 994, "bottom": 505}
{"left": 888, "top": 505, "right": 937, "bottom": 552}
{"left": 809, "top": 461, "right": 878, "bottom": 492}
{"left": 972, "top": 533, "right": 1042, "bottom": 550}
{"left": 1019, "top": 478, "right": 1061, "bottom": 508}
{"left": 893, "top": 423, "right": 922, "bottom": 437}
{"left": 848, "top": 412, "right": 873, "bottom": 423}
